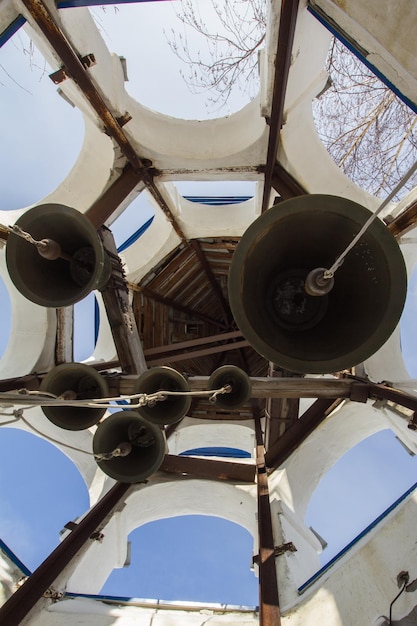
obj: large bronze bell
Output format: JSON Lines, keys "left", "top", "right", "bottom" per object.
{"left": 134, "top": 366, "right": 191, "bottom": 425}
{"left": 6, "top": 203, "right": 110, "bottom": 307}
{"left": 208, "top": 365, "right": 251, "bottom": 409}
{"left": 93, "top": 411, "right": 166, "bottom": 483}
{"left": 40, "top": 362, "right": 109, "bottom": 430}
{"left": 228, "top": 195, "right": 407, "bottom": 374}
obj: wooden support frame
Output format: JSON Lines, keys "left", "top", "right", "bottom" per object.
{"left": 99, "top": 227, "right": 147, "bottom": 375}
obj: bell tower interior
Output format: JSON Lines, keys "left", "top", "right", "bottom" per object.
{"left": 1, "top": 1, "right": 417, "bottom": 625}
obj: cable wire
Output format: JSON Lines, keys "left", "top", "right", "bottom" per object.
{"left": 324, "top": 159, "right": 417, "bottom": 279}
{"left": 389, "top": 579, "right": 408, "bottom": 625}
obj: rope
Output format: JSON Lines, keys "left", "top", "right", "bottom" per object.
{"left": 0, "top": 386, "right": 232, "bottom": 410}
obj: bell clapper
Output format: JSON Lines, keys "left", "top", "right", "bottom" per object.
{"left": 94, "top": 441, "right": 132, "bottom": 461}
{"left": 209, "top": 384, "right": 232, "bottom": 404}
{"left": 8, "top": 223, "right": 89, "bottom": 267}
{"left": 305, "top": 267, "right": 335, "bottom": 297}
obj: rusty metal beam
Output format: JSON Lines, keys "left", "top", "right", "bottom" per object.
{"left": 271, "top": 163, "right": 307, "bottom": 200}
{"left": 85, "top": 163, "right": 144, "bottom": 229}
{"left": 0, "top": 482, "right": 130, "bottom": 626}
{"left": 369, "top": 383, "right": 417, "bottom": 413}
{"left": 265, "top": 398, "right": 343, "bottom": 470}
{"left": 388, "top": 199, "right": 417, "bottom": 238}
{"left": 21, "top": 0, "right": 186, "bottom": 241}
{"left": 253, "top": 402, "right": 281, "bottom": 625}
{"left": 261, "top": 0, "right": 300, "bottom": 213}
{"left": 160, "top": 454, "right": 255, "bottom": 483}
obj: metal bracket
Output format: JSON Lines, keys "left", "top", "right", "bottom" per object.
{"left": 49, "top": 53, "right": 96, "bottom": 84}
{"left": 252, "top": 541, "right": 297, "bottom": 564}
{"left": 116, "top": 112, "right": 133, "bottom": 128}
{"left": 64, "top": 521, "right": 104, "bottom": 542}
{"left": 90, "top": 530, "right": 104, "bottom": 542}
{"left": 43, "top": 588, "right": 64, "bottom": 601}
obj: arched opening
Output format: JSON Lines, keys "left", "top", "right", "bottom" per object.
{"left": 99, "top": 515, "right": 258, "bottom": 606}
{"left": 0, "top": 428, "right": 89, "bottom": 571}
{"left": 1, "top": 30, "right": 84, "bottom": 210}
{"left": 110, "top": 192, "right": 155, "bottom": 252}
{"left": 74, "top": 292, "right": 98, "bottom": 362}
{"left": 312, "top": 38, "right": 417, "bottom": 199}
{"left": 90, "top": 2, "right": 258, "bottom": 119}
{"left": 305, "top": 429, "right": 417, "bottom": 566}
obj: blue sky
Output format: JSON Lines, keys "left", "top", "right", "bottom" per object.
{"left": 1, "top": 0, "right": 417, "bottom": 608}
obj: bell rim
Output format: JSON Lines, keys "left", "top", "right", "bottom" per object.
{"left": 93, "top": 410, "right": 166, "bottom": 483}
{"left": 5, "top": 203, "right": 107, "bottom": 308}
{"left": 134, "top": 366, "right": 191, "bottom": 425}
{"left": 228, "top": 194, "right": 407, "bottom": 374}
{"left": 40, "top": 362, "right": 109, "bottom": 430}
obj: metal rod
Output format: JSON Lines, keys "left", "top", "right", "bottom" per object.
{"left": 253, "top": 402, "right": 281, "bottom": 626}
{"left": 261, "top": 0, "right": 300, "bottom": 213}
{"left": 0, "top": 482, "right": 130, "bottom": 626}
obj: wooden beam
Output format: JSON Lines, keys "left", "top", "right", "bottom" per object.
{"left": 85, "top": 164, "right": 144, "bottom": 229}
{"left": 143, "top": 330, "right": 243, "bottom": 356}
{"left": 99, "top": 227, "right": 147, "bottom": 375}
{"left": 190, "top": 240, "right": 231, "bottom": 324}
{"left": 186, "top": 376, "right": 356, "bottom": 398}
{"left": 146, "top": 340, "right": 250, "bottom": 366}
{"left": 271, "top": 163, "right": 306, "bottom": 200}
{"left": 130, "top": 283, "right": 228, "bottom": 330}
{"left": 160, "top": 454, "right": 255, "bottom": 483}
{"left": 265, "top": 366, "right": 300, "bottom": 450}
{"left": 388, "top": 199, "right": 417, "bottom": 238}
{"left": 265, "top": 398, "right": 343, "bottom": 470}
{"left": 55, "top": 306, "right": 74, "bottom": 364}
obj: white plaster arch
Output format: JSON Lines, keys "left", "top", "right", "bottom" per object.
{"left": 272, "top": 401, "right": 417, "bottom": 520}
{"left": 122, "top": 205, "right": 181, "bottom": 284}
{"left": 66, "top": 476, "right": 257, "bottom": 594}
{"left": 365, "top": 238, "right": 417, "bottom": 383}
{"left": 168, "top": 417, "right": 256, "bottom": 457}
{"left": 21, "top": 6, "right": 268, "bottom": 170}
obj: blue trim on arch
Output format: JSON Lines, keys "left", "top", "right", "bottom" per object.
{"left": 94, "top": 296, "right": 100, "bottom": 346}
{"left": 298, "top": 479, "right": 417, "bottom": 594}
{"left": 180, "top": 447, "right": 251, "bottom": 459}
{"left": 0, "top": 15, "right": 26, "bottom": 48}
{"left": 307, "top": 4, "right": 417, "bottom": 115}
{"left": 0, "top": 537, "right": 31, "bottom": 577}
{"left": 184, "top": 196, "right": 252, "bottom": 206}
{"left": 116, "top": 216, "right": 154, "bottom": 253}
